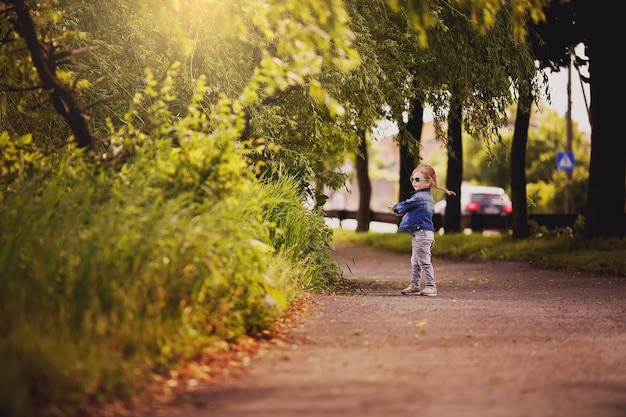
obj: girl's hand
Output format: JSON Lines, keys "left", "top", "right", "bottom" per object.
{"left": 388, "top": 202, "right": 402, "bottom": 216}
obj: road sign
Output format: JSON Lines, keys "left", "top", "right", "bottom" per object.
{"left": 557, "top": 151, "right": 574, "bottom": 172}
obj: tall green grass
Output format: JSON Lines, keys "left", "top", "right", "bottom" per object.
{"left": 258, "top": 176, "right": 343, "bottom": 292}
{"left": 0, "top": 69, "right": 344, "bottom": 416}
{"left": 0, "top": 157, "right": 341, "bottom": 416}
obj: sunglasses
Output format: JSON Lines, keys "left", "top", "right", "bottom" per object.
{"left": 410, "top": 176, "right": 429, "bottom": 182}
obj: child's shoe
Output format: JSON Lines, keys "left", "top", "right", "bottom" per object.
{"left": 420, "top": 286, "right": 437, "bottom": 297}
{"left": 401, "top": 285, "right": 421, "bottom": 295}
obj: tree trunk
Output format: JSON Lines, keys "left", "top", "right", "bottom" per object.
{"left": 399, "top": 100, "right": 424, "bottom": 202}
{"left": 510, "top": 97, "right": 531, "bottom": 239}
{"left": 583, "top": 20, "right": 625, "bottom": 238}
{"left": 444, "top": 95, "right": 463, "bottom": 233}
{"left": 399, "top": 144, "right": 413, "bottom": 202}
{"left": 8, "top": 0, "right": 97, "bottom": 151}
{"left": 355, "top": 130, "right": 372, "bottom": 233}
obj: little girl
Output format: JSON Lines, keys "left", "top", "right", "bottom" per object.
{"left": 388, "top": 163, "right": 455, "bottom": 296}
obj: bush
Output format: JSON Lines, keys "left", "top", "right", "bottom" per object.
{"left": 0, "top": 70, "right": 343, "bottom": 417}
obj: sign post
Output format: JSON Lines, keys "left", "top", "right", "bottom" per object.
{"left": 557, "top": 151, "right": 574, "bottom": 213}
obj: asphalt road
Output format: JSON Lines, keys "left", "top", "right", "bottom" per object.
{"left": 154, "top": 243, "right": 626, "bottom": 417}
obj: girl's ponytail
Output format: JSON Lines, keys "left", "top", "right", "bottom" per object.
{"left": 415, "top": 163, "right": 456, "bottom": 197}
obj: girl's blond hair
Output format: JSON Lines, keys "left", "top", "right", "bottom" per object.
{"left": 413, "top": 163, "right": 456, "bottom": 197}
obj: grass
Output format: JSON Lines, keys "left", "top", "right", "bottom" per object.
{"left": 330, "top": 228, "right": 626, "bottom": 278}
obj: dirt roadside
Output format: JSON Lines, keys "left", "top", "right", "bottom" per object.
{"left": 151, "top": 242, "right": 626, "bottom": 417}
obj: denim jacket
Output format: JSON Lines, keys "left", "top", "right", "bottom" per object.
{"left": 392, "top": 188, "right": 435, "bottom": 232}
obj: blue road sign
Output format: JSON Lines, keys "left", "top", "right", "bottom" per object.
{"left": 557, "top": 151, "right": 574, "bottom": 172}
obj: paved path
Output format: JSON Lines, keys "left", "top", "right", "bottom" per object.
{"left": 159, "top": 244, "right": 626, "bottom": 417}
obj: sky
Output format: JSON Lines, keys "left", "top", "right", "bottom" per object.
{"left": 542, "top": 51, "right": 591, "bottom": 134}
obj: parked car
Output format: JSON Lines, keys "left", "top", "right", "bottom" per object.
{"left": 434, "top": 183, "right": 512, "bottom": 216}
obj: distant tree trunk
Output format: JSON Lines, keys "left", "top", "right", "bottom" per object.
{"left": 444, "top": 94, "right": 463, "bottom": 233}
{"left": 510, "top": 96, "right": 531, "bottom": 239}
{"left": 399, "top": 100, "right": 424, "bottom": 202}
{"left": 355, "top": 130, "right": 372, "bottom": 232}
{"left": 584, "top": 18, "right": 625, "bottom": 238}
{"left": 399, "top": 144, "right": 413, "bottom": 201}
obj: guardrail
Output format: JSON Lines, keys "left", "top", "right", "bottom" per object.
{"left": 324, "top": 209, "right": 582, "bottom": 232}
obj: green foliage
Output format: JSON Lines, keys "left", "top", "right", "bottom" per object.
{"left": 425, "top": 3, "right": 540, "bottom": 145}
{"left": 461, "top": 106, "right": 590, "bottom": 214}
{"left": 463, "top": 132, "right": 511, "bottom": 189}
{"left": 258, "top": 172, "right": 343, "bottom": 292}
{"left": 0, "top": 68, "right": 344, "bottom": 416}
{"left": 0, "top": 2, "right": 89, "bottom": 149}
{"left": 0, "top": 2, "right": 581, "bottom": 415}
{"left": 394, "top": 0, "right": 547, "bottom": 43}
{"left": 0, "top": 149, "right": 286, "bottom": 413}
{"left": 2, "top": 0, "right": 362, "bottom": 191}
{"left": 0, "top": 132, "right": 45, "bottom": 199}
{"left": 521, "top": 108, "right": 590, "bottom": 213}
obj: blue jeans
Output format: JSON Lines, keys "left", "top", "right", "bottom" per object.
{"left": 410, "top": 230, "right": 435, "bottom": 287}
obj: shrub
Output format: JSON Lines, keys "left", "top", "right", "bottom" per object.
{"left": 0, "top": 68, "right": 342, "bottom": 416}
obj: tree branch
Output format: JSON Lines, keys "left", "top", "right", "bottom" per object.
{"left": 6, "top": 0, "right": 98, "bottom": 151}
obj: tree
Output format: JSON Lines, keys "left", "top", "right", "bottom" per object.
{"left": 510, "top": 92, "right": 532, "bottom": 238}
{"left": 463, "top": 105, "right": 590, "bottom": 215}
{"left": 419, "top": 3, "right": 539, "bottom": 233}
{"left": 354, "top": 128, "right": 373, "bottom": 231}
{"left": 513, "top": 0, "right": 580, "bottom": 239}
{"left": 444, "top": 93, "right": 463, "bottom": 232}
{"left": 400, "top": 100, "right": 425, "bottom": 202}
{"left": 580, "top": 6, "right": 625, "bottom": 238}
{"left": 333, "top": 0, "right": 430, "bottom": 232}
{"left": 527, "top": 0, "right": 624, "bottom": 237}
{"left": 2, "top": 0, "right": 98, "bottom": 150}
{"left": 1, "top": 0, "right": 363, "bottom": 194}
{"left": 345, "top": 1, "right": 542, "bottom": 234}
